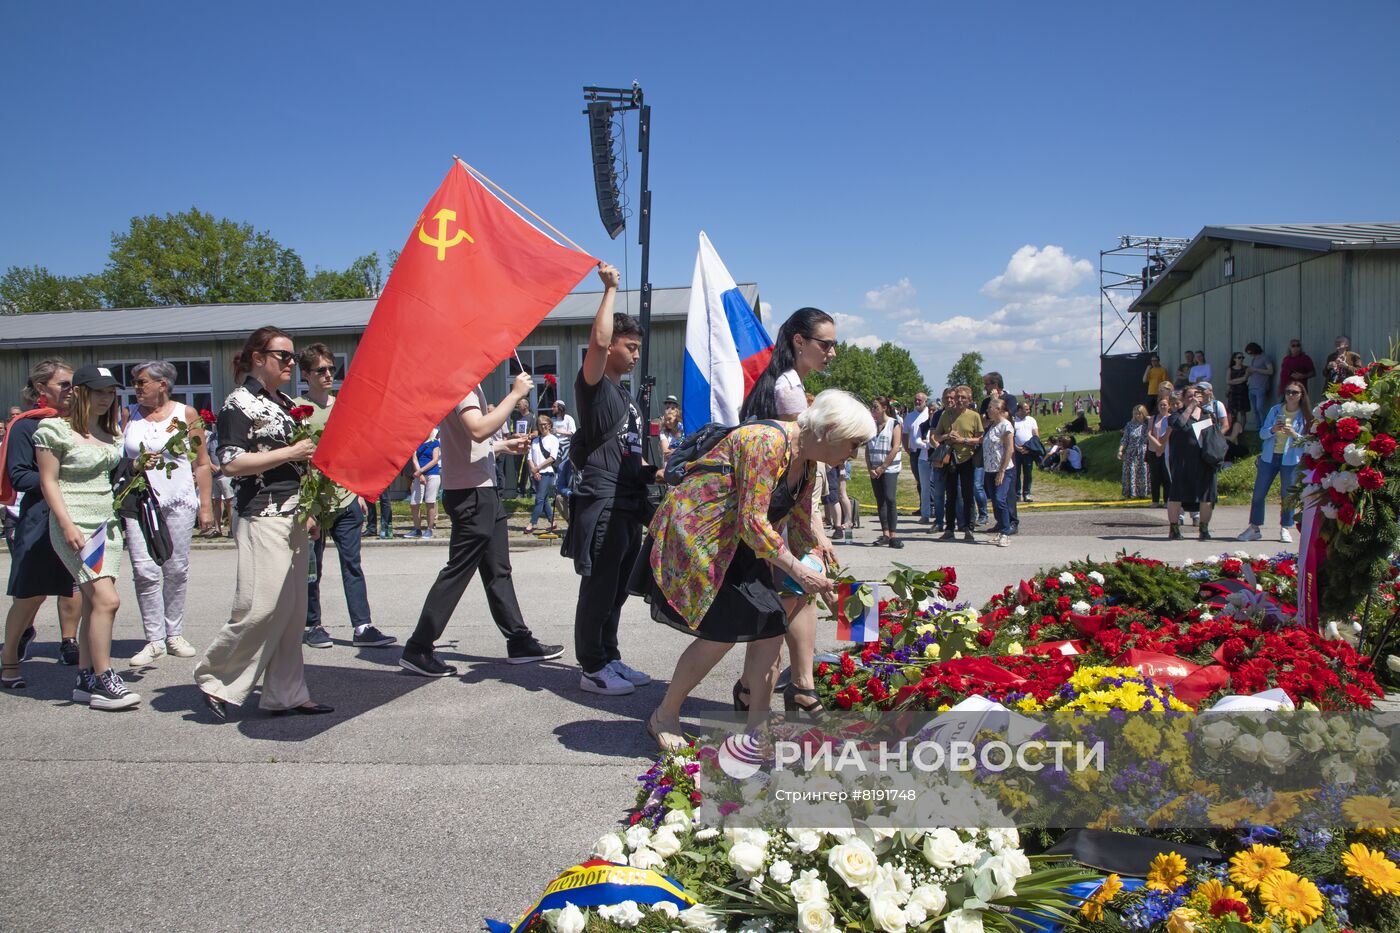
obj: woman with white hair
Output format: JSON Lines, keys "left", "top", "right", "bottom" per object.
{"left": 641, "top": 389, "right": 873, "bottom": 750}
{"left": 122, "top": 360, "right": 215, "bottom": 666}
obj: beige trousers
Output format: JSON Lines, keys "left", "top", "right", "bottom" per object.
{"left": 194, "top": 514, "right": 311, "bottom": 710}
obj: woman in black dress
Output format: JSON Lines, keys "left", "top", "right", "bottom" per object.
{"left": 1166, "top": 384, "right": 1220, "bottom": 541}
{"left": 1226, "top": 352, "right": 1250, "bottom": 431}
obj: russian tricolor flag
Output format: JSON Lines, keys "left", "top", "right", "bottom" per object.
{"left": 682, "top": 232, "right": 773, "bottom": 435}
{"left": 79, "top": 522, "right": 106, "bottom": 575}
{"left": 835, "top": 582, "right": 882, "bottom": 642}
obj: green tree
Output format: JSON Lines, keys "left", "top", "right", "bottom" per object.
{"left": 104, "top": 207, "right": 306, "bottom": 307}
{"left": 0, "top": 265, "right": 107, "bottom": 314}
{"left": 303, "top": 252, "right": 387, "bottom": 300}
{"left": 947, "top": 351, "right": 986, "bottom": 403}
{"left": 807, "top": 341, "right": 929, "bottom": 402}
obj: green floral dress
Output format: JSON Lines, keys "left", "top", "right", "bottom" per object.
{"left": 31, "top": 418, "right": 123, "bottom": 584}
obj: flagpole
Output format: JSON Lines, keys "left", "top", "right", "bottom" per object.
{"left": 453, "top": 156, "right": 589, "bottom": 254}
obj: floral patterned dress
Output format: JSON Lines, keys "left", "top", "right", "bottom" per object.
{"left": 31, "top": 418, "right": 123, "bottom": 584}
{"left": 646, "top": 421, "right": 818, "bottom": 640}
{"left": 1121, "top": 419, "right": 1150, "bottom": 499}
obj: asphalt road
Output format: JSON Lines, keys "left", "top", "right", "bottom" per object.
{"left": 0, "top": 504, "right": 1288, "bottom": 930}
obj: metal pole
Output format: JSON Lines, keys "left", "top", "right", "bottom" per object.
{"left": 636, "top": 99, "right": 653, "bottom": 386}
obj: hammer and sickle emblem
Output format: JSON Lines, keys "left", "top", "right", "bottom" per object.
{"left": 418, "top": 208, "right": 475, "bottom": 260}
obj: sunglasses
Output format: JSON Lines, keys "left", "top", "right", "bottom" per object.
{"left": 131, "top": 378, "right": 163, "bottom": 388}
{"left": 307, "top": 365, "right": 336, "bottom": 376}
{"left": 1290, "top": 343, "right": 1301, "bottom": 348}
{"left": 260, "top": 349, "right": 296, "bottom": 365}
{"left": 807, "top": 337, "right": 837, "bottom": 352}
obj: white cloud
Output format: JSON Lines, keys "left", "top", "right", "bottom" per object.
{"left": 758, "top": 301, "right": 773, "bottom": 321}
{"left": 864, "top": 277, "right": 916, "bottom": 311}
{"left": 1056, "top": 358, "right": 1072, "bottom": 368}
{"left": 848, "top": 334, "right": 884, "bottom": 350}
{"left": 981, "top": 245, "right": 1093, "bottom": 300}
{"left": 831, "top": 311, "right": 866, "bottom": 331}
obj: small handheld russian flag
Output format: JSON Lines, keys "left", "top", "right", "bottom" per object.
{"left": 835, "top": 582, "right": 881, "bottom": 642}
{"left": 79, "top": 522, "right": 106, "bottom": 575}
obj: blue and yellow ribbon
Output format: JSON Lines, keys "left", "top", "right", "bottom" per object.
{"left": 485, "top": 859, "right": 694, "bottom": 932}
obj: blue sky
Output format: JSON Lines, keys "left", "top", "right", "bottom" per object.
{"left": 4, "top": 1, "right": 1398, "bottom": 391}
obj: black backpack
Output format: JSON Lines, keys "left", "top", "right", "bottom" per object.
{"left": 662, "top": 419, "right": 787, "bottom": 486}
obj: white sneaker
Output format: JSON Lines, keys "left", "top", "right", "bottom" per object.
{"left": 1279, "top": 527, "right": 1293, "bottom": 543}
{"left": 129, "top": 641, "right": 166, "bottom": 667}
{"left": 166, "top": 635, "right": 197, "bottom": 658}
{"left": 608, "top": 659, "right": 652, "bottom": 686}
{"left": 996, "top": 534, "right": 1010, "bottom": 548}
{"left": 579, "top": 665, "right": 635, "bottom": 696}
{"left": 1237, "top": 526, "right": 1263, "bottom": 542}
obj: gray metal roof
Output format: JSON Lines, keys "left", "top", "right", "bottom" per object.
{"left": 0, "top": 283, "right": 759, "bottom": 348}
{"left": 1131, "top": 222, "right": 1400, "bottom": 310}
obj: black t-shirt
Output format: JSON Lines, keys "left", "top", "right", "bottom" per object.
{"left": 572, "top": 368, "right": 645, "bottom": 500}
{"left": 979, "top": 391, "right": 1019, "bottom": 418}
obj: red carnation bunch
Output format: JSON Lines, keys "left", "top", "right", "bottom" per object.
{"left": 1357, "top": 467, "right": 1385, "bottom": 490}
{"left": 1370, "top": 433, "right": 1397, "bottom": 457}
{"left": 1335, "top": 417, "right": 1362, "bottom": 441}
{"left": 1336, "top": 381, "right": 1365, "bottom": 399}
{"left": 1210, "top": 898, "right": 1251, "bottom": 921}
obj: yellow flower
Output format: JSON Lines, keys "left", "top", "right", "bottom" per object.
{"left": 1191, "top": 878, "right": 1246, "bottom": 907}
{"left": 923, "top": 642, "right": 941, "bottom": 660}
{"left": 1229, "top": 844, "right": 1290, "bottom": 891}
{"left": 1341, "top": 842, "right": 1400, "bottom": 897}
{"left": 1122, "top": 718, "right": 1161, "bottom": 757}
{"left": 1208, "top": 799, "right": 1257, "bottom": 828}
{"left": 1014, "top": 695, "right": 1041, "bottom": 712}
{"left": 1256, "top": 792, "right": 1304, "bottom": 824}
{"left": 1007, "top": 641, "right": 1024, "bottom": 655}
{"left": 1096, "top": 873, "right": 1124, "bottom": 900}
{"left": 1342, "top": 795, "right": 1400, "bottom": 834}
{"left": 1165, "top": 907, "right": 1199, "bottom": 933}
{"left": 1079, "top": 874, "right": 1122, "bottom": 922}
{"left": 1257, "top": 869, "right": 1324, "bottom": 927}
{"left": 1146, "top": 852, "right": 1189, "bottom": 892}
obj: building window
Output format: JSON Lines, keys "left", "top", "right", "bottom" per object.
{"left": 1223, "top": 255, "right": 1235, "bottom": 278}
{"left": 102, "top": 358, "right": 214, "bottom": 418}
{"left": 295, "top": 352, "right": 348, "bottom": 396}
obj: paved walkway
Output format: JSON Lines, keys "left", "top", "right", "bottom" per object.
{"left": 0, "top": 505, "right": 1348, "bottom": 930}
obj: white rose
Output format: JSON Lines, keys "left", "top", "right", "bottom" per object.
{"left": 1013, "top": 605, "right": 1027, "bottom": 617}
{"left": 869, "top": 888, "right": 909, "bottom": 933}
{"left": 1322, "top": 757, "right": 1357, "bottom": 785}
{"left": 973, "top": 853, "right": 1020, "bottom": 901}
{"left": 663, "top": 809, "right": 693, "bottom": 831}
{"left": 728, "top": 841, "right": 767, "bottom": 877}
{"left": 1199, "top": 720, "right": 1239, "bottom": 752}
{"left": 1259, "top": 732, "right": 1292, "bottom": 772}
{"left": 599, "top": 900, "right": 645, "bottom": 928}
{"left": 827, "top": 838, "right": 879, "bottom": 889}
{"left": 651, "top": 828, "right": 684, "bottom": 858}
{"left": 1058, "top": 572, "right": 1076, "bottom": 585}
{"left": 1231, "top": 733, "right": 1263, "bottom": 763}
{"left": 629, "top": 847, "right": 664, "bottom": 870}
{"left": 1071, "top": 600, "right": 1092, "bottom": 614}
{"left": 908, "top": 884, "right": 948, "bottom": 917}
{"left": 1299, "top": 730, "right": 1326, "bottom": 754}
{"left": 922, "top": 828, "right": 963, "bottom": 868}
{"left": 1356, "top": 726, "right": 1389, "bottom": 763}
{"left": 624, "top": 824, "right": 652, "bottom": 852}
{"left": 985, "top": 827, "right": 1020, "bottom": 852}
{"left": 786, "top": 828, "right": 823, "bottom": 854}
{"left": 681, "top": 905, "right": 723, "bottom": 932}
{"left": 944, "top": 908, "right": 985, "bottom": 933}
{"left": 1088, "top": 571, "right": 1106, "bottom": 584}
{"left": 593, "top": 832, "right": 626, "bottom": 862}
{"left": 652, "top": 901, "right": 680, "bottom": 918}
{"left": 796, "top": 901, "right": 838, "bottom": 933}
{"left": 1387, "top": 654, "right": 1400, "bottom": 673}
{"left": 552, "top": 903, "right": 586, "bottom": 933}
{"left": 790, "top": 868, "right": 830, "bottom": 905}
{"left": 769, "top": 859, "right": 794, "bottom": 884}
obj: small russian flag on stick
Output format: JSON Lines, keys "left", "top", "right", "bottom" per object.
{"left": 79, "top": 522, "right": 106, "bottom": 575}
{"left": 835, "top": 582, "right": 881, "bottom": 642}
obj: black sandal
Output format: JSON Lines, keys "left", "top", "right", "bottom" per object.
{"left": 732, "top": 679, "right": 750, "bottom": 713}
{"left": 784, "top": 683, "right": 825, "bottom": 718}
{"left": 1, "top": 662, "right": 25, "bottom": 690}
{"left": 202, "top": 692, "right": 228, "bottom": 721}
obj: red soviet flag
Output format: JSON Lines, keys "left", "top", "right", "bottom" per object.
{"left": 315, "top": 163, "right": 598, "bottom": 496}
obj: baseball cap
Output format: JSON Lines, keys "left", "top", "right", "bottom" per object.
{"left": 73, "top": 364, "right": 122, "bottom": 390}
{"left": 1195, "top": 381, "right": 1213, "bottom": 391}
{"left": 664, "top": 395, "right": 679, "bottom": 404}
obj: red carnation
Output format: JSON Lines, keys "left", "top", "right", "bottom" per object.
{"left": 1210, "top": 898, "right": 1251, "bottom": 921}
{"left": 939, "top": 583, "right": 959, "bottom": 600}
{"left": 289, "top": 405, "right": 315, "bottom": 422}
{"left": 1221, "top": 558, "right": 1243, "bottom": 577}
{"left": 1043, "top": 578, "right": 1060, "bottom": 591}
{"left": 198, "top": 408, "right": 216, "bottom": 426}
{"left": 1358, "top": 467, "right": 1385, "bottom": 490}
{"left": 1088, "top": 584, "right": 1104, "bottom": 598}
{"left": 1370, "top": 434, "right": 1397, "bottom": 457}
{"left": 1338, "top": 502, "right": 1358, "bottom": 525}
{"left": 976, "top": 629, "right": 995, "bottom": 646}
{"left": 1336, "top": 381, "right": 1364, "bottom": 399}
{"left": 543, "top": 373, "right": 557, "bottom": 386}
{"left": 1336, "top": 417, "right": 1362, "bottom": 441}
{"left": 1056, "top": 595, "right": 1071, "bottom": 612}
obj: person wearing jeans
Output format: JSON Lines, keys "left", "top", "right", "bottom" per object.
{"left": 1012, "top": 401, "right": 1039, "bottom": 503}
{"left": 981, "top": 398, "right": 1016, "bottom": 547}
{"left": 865, "top": 397, "right": 903, "bottom": 548}
{"left": 1238, "top": 381, "right": 1311, "bottom": 544}
{"left": 294, "top": 344, "right": 395, "bottom": 651}
{"left": 526, "top": 413, "right": 560, "bottom": 533}
{"left": 934, "top": 385, "right": 983, "bottom": 543}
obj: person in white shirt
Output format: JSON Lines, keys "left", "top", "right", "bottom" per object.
{"left": 1188, "top": 350, "right": 1212, "bottom": 385}
{"left": 1011, "top": 401, "right": 1040, "bottom": 502}
{"left": 526, "top": 413, "right": 561, "bottom": 533}
{"left": 901, "top": 392, "right": 929, "bottom": 510}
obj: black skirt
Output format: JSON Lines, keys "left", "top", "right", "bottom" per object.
{"left": 6, "top": 500, "right": 76, "bottom": 599}
{"left": 647, "top": 540, "right": 789, "bottom": 643}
